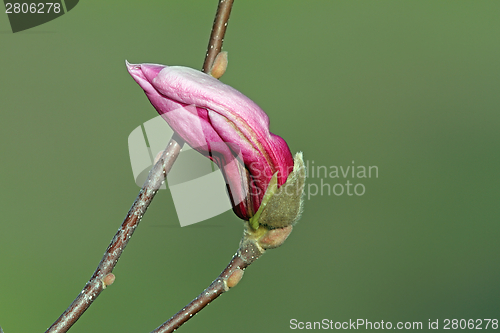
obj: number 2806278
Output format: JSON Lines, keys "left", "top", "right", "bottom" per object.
{"left": 5, "top": 3, "right": 61, "bottom": 14}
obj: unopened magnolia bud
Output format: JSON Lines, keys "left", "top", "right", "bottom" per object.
{"left": 255, "top": 152, "right": 305, "bottom": 228}
{"left": 209, "top": 51, "right": 228, "bottom": 79}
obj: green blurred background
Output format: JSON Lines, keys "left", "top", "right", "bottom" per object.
{"left": 1, "top": 1, "right": 499, "bottom": 332}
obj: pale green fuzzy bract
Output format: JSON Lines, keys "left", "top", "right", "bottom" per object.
{"left": 250, "top": 152, "right": 306, "bottom": 229}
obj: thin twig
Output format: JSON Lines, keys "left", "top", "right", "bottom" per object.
{"left": 202, "top": 0, "right": 234, "bottom": 73}
{"left": 45, "top": 135, "right": 183, "bottom": 333}
{"left": 44, "top": 0, "right": 234, "bottom": 332}
{"left": 151, "top": 234, "right": 264, "bottom": 333}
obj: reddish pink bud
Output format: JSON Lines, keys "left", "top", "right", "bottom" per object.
{"left": 127, "top": 62, "right": 294, "bottom": 221}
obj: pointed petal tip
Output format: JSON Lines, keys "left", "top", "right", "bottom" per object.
{"left": 125, "top": 60, "right": 141, "bottom": 72}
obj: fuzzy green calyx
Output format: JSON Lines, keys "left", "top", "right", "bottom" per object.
{"left": 248, "top": 171, "right": 279, "bottom": 229}
{"left": 248, "top": 152, "right": 306, "bottom": 229}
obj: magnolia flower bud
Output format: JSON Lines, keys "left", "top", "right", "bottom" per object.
{"left": 127, "top": 62, "right": 294, "bottom": 221}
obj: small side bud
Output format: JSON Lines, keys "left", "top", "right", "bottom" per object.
{"left": 154, "top": 150, "right": 164, "bottom": 164}
{"left": 209, "top": 51, "right": 228, "bottom": 79}
{"left": 226, "top": 268, "right": 244, "bottom": 289}
{"left": 258, "top": 225, "right": 293, "bottom": 249}
{"left": 102, "top": 273, "right": 115, "bottom": 289}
